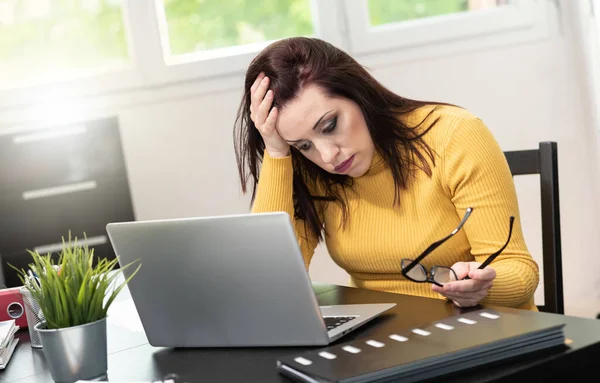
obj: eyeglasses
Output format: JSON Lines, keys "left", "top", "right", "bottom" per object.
{"left": 401, "top": 207, "right": 515, "bottom": 287}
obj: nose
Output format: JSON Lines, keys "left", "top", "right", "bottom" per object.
{"left": 316, "top": 141, "right": 340, "bottom": 165}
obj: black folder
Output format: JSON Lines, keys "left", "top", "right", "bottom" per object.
{"left": 276, "top": 309, "right": 566, "bottom": 383}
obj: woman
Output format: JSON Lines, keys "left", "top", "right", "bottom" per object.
{"left": 233, "top": 37, "right": 539, "bottom": 310}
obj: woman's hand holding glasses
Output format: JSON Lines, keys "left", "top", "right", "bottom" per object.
{"left": 431, "top": 261, "right": 496, "bottom": 307}
{"left": 401, "top": 207, "right": 515, "bottom": 308}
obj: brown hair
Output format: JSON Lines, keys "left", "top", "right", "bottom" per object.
{"left": 234, "top": 37, "right": 442, "bottom": 241}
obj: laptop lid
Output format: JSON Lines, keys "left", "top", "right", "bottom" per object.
{"left": 106, "top": 212, "right": 332, "bottom": 347}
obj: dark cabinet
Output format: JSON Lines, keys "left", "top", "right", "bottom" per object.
{"left": 0, "top": 116, "right": 135, "bottom": 287}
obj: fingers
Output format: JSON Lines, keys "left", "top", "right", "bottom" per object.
{"left": 250, "top": 72, "right": 265, "bottom": 94}
{"left": 447, "top": 295, "right": 484, "bottom": 308}
{"left": 433, "top": 279, "right": 493, "bottom": 294}
{"left": 468, "top": 267, "right": 496, "bottom": 281}
{"left": 450, "top": 262, "right": 470, "bottom": 279}
{"left": 442, "top": 291, "right": 486, "bottom": 301}
{"left": 246, "top": 73, "right": 288, "bottom": 157}
{"left": 255, "top": 90, "right": 274, "bottom": 130}
{"left": 432, "top": 277, "right": 493, "bottom": 308}
{"left": 431, "top": 262, "right": 496, "bottom": 308}
{"left": 450, "top": 261, "right": 496, "bottom": 282}
{"left": 265, "top": 106, "right": 278, "bottom": 131}
{"left": 250, "top": 75, "right": 270, "bottom": 121}
{"left": 249, "top": 74, "right": 262, "bottom": 117}
{"left": 434, "top": 286, "right": 491, "bottom": 308}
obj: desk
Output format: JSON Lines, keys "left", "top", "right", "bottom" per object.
{"left": 3, "top": 283, "right": 600, "bottom": 383}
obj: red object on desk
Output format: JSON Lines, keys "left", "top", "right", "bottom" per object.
{"left": 0, "top": 287, "right": 28, "bottom": 328}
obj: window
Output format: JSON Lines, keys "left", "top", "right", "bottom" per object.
{"left": 158, "top": 0, "right": 314, "bottom": 63}
{"left": 368, "top": 0, "right": 511, "bottom": 26}
{"left": 0, "top": 0, "right": 130, "bottom": 91}
{"left": 0, "top": 0, "right": 552, "bottom": 108}
{"left": 146, "top": 0, "right": 324, "bottom": 85}
{"left": 345, "top": 0, "right": 549, "bottom": 57}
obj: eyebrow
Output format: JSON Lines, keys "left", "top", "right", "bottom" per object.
{"left": 285, "top": 110, "right": 333, "bottom": 143}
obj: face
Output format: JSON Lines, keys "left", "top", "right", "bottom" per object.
{"left": 276, "top": 85, "right": 375, "bottom": 177}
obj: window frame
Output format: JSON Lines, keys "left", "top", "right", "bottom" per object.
{"left": 344, "top": 0, "right": 551, "bottom": 57}
{"left": 0, "top": 0, "right": 554, "bottom": 114}
{"left": 147, "top": 0, "right": 344, "bottom": 86}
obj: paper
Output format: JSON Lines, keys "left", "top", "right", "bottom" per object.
{"left": 0, "top": 320, "right": 18, "bottom": 350}
{"left": 0, "top": 320, "right": 15, "bottom": 340}
{"left": 0, "top": 337, "right": 19, "bottom": 369}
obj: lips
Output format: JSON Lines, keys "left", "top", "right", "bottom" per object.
{"left": 334, "top": 155, "right": 355, "bottom": 173}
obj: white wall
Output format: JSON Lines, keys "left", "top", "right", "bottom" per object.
{"left": 570, "top": 0, "right": 600, "bottom": 134}
{"left": 559, "top": 0, "right": 600, "bottom": 318}
{"left": 1, "top": 1, "right": 599, "bottom": 318}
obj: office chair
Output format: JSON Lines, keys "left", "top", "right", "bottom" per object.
{"left": 503, "top": 142, "right": 564, "bottom": 314}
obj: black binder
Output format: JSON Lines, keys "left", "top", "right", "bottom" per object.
{"left": 276, "top": 309, "right": 566, "bottom": 383}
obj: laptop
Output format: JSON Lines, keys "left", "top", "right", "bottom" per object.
{"left": 105, "top": 211, "right": 395, "bottom": 347}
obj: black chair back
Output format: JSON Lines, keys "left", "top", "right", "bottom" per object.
{"left": 504, "top": 142, "right": 564, "bottom": 314}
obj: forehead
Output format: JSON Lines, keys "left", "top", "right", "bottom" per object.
{"left": 277, "top": 85, "right": 333, "bottom": 140}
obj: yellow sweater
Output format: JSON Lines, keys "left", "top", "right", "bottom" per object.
{"left": 252, "top": 105, "right": 539, "bottom": 310}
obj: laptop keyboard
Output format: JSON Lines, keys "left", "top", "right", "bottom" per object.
{"left": 324, "top": 316, "right": 356, "bottom": 331}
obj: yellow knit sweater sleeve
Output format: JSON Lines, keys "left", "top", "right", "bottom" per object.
{"left": 251, "top": 151, "right": 320, "bottom": 268}
{"left": 443, "top": 117, "right": 539, "bottom": 308}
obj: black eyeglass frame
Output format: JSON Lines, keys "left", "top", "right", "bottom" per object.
{"left": 400, "top": 261, "right": 459, "bottom": 287}
{"left": 401, "top": 208, "right": 515, "bottom": 286}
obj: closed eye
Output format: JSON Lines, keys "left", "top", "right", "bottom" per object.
{"left": 323, "top": 117, "right": 337, "bottom": 134}
{"left": 298, "top": 142, "right": 312, "bottom": 151}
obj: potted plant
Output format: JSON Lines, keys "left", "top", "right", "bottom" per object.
{"left": 11, "top": 233, "right": 140, "bottom": 383}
